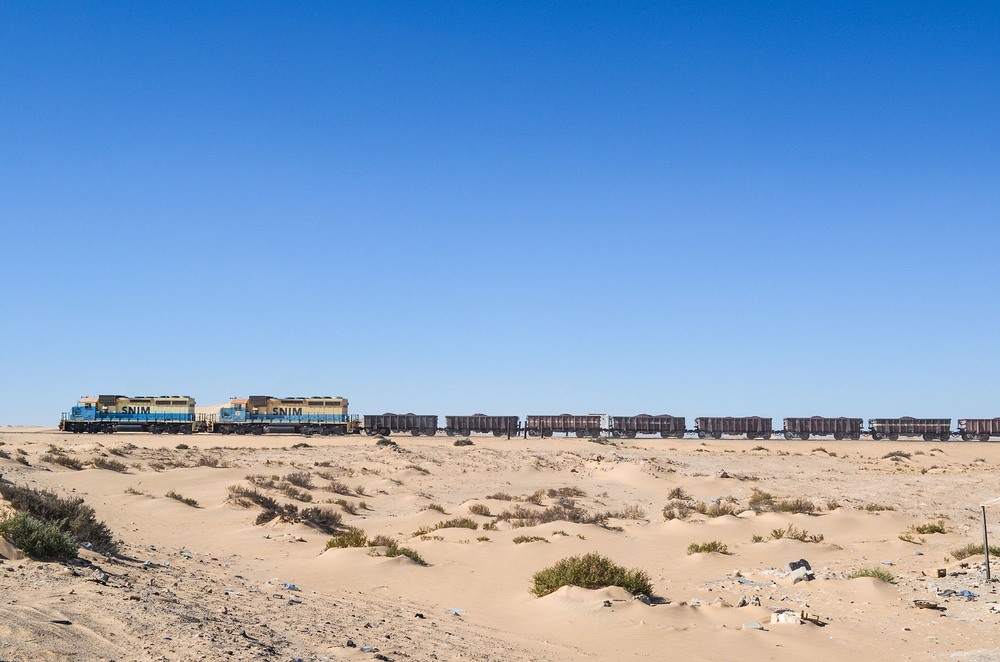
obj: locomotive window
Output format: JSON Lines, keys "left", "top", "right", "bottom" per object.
{"left": 156, "top": 400, "right": 172, "bottom": 405}
{"left": 307, "top": 401, "right": 325, "bottom": 406}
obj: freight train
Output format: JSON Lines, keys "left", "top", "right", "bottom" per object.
{"left": 58, "top": 395, "right": 1000, "bottom": 441}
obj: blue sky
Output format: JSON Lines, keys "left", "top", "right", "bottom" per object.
{"left": 2, "top": 2, "right": 998, "bottom": 426}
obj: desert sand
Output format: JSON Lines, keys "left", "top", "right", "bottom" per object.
{"left": 2, "top": 427, "right": 1000, "bottom": 661}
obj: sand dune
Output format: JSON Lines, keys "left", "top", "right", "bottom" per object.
{"left": 1, "top": 428, "right": 999, "bottom": 660}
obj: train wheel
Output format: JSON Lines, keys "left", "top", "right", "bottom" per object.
{"left": 542, "top": 428, "right": 553, "bottom": 438}
{"left": 674, "top": 431, "right": 686, "bottom": 439}
{"left": 697, "top": 431, "right": 708, "bottom": 439}
{"left": 459, "top": 429, "right": 470, "bottom": 437}
{"left": 941, "top": 433, "right": 951, "bottom": 442}
{"left": 746, "top": 433, "right": 756, "bottom": 440}
{"left": 872, "top": 432, "right": 883, "bottom": 440}
{"left": 712, "top": 432, "right": 722, "bottom": 440}
{"left": 527, "top": 429, "right": 538, "bottom": 437}
{"left": 798, "top": 432, "right": 810, "bottom": 441}
{"left": 763, "top": 433, "right": 771, "bottom": 440}
{"left": 252, "top": 427, "right": 263, "bottom": 435}
{"left": 981, "top": 434, "right": 991, "bottom": 442}
{"left": 783, "top": 431, "right": 794, "bottom": 440}
{"left": 833, "top": 432, "right": 844, "bottom": 440}
{"left": 850, "top": 434, "right": 860, "bottom": 441}
{"left": 923, "top": 433, "right": 936, "bottom": 441}
{"left": 888, "top": 433, "right": 899, "bottom": 441}
{"left": 410, "top": 429, "right": 421, "bottom": 436}
{"left": 425, "top": 428, "right": 437, "bottom": 436}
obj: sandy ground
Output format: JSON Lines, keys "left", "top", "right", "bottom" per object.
{"left": 2, "top": 426, "right": 1000, "bottom": 661}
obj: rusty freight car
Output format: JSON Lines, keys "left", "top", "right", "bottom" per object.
{"left": 958, "top": 418, "right": 1000, "bottom": 442}
{"left": 695, "top": 416, "right": 772, "bottom": 439}
{"left": 611, "top": 414, "right": 686, "bottom": 438}
{"left": 445, "top": 415, "right": 520, "bottom": 437}
{"left": 869, "top": 417, "right": 951, "bottom": 441}
{"left": 525, "top": 414, "right": 609, "bottom": 438}
{"left": 363, "top": 413, "right": 438, "bottom": 436}
{"left": 782, "top": 416, "right": 863, "bottom": 440}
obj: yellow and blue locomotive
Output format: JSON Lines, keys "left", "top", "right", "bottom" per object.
{"left": 60, "top": 395, "right": 196, "bottom": 434}
{"left": 214, "top": 395, "right": 356, "bottom": 435}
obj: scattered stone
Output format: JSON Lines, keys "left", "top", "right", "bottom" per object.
{"left": 790, "top": 567, "right": 814, "bottom": 584}
{"left": 716, "top": 470, "right": 731, "bottom": 479}
{"left": 770, "top": 610, "right": 802, "bottom": 625}
{"left": 786, "top": 559, "right": 812, "bottom": 573}
{"left": 414, "top": 613, "right": 425, "bottom": 619}
{"left": 742, "top": 621, "right": 764, "bottom": 630}
{"left": 603, "top": 600, "right": 613, "bottom": 608}
{"left": 346, "top": 639, "right": 356, "bottom": 648}
{"left": 633, "top": 594, "right": 652, "bottom": 605}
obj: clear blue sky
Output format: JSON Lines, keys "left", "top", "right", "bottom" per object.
{"left": 2, "top": 2, "right": 998, "bottom": 426}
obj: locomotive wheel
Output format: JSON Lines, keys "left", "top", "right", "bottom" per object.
{"left": 252, "top": 427, "right": 264, "bottom": 435}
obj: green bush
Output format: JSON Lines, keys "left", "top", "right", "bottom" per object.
{"left": 686, "top": 540, "right": 730, "bottom": 555}
{"left": 846, "top": 567, "right": 895, "bottom": 582}
{"left": 513, "top": 535, "right": 548, "bottom": 544}
{"left": 951, "top": 543, "right": 1000, "bottom": 560}
{"left": 0, "top": 479, "right": 116, "bottom": 554}
{"left": 530, "top": 552, "right": 653, "bottom": 597}
{"left": 910, "top": 520, "right": 946, "bottom": 535}
{"left": 300, "top": 507, "right": 342, "bottom": 534}
{"left": 165, "top": 490, "right": 199, "bottom": 507}
{"left": 0, "top": 513, "right": 79, "bottom": 560}
{"left": 325, "top": 526, "right": 368, "bottom": 549}
{"left": 91, "top": 457, "right": 129, "bottom": 473}
{"left": 385, "top": 546, "right": 427, "bottom": 565}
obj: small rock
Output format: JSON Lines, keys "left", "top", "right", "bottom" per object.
{"left": 742, "top": 621, "right": 764, "bottom": 630}
{"left": 346, "top": 639, "right": 356, "bottom": 648}
{"left": 414, "top": 613, "right": 425, "bottom": 619}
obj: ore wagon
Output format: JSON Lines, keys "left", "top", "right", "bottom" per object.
{"left": 525, "top": 414, "right": 609, "bottom": 438}
{"left": 611, "top": 414, "right": 686, "bottom": 438}
{"left": 782, "top": 416, "right": 863, "bottom": 440}
{"left": 695, "top": 416, "right": 772, "bottom": 439}
{"left": 445, "top": 415, "right": 520, "bottom": 437}
{"left": 868, "top": 417, "right": 951, "bottom": 441}
{"left": 364, "top": 413, "right": 438, "bottom": 436}
{"left": 60, "top": 395, "right": 196, "bottom": 434}
{"left": 958, "top": 418, "right": 1000, "bottom": 442}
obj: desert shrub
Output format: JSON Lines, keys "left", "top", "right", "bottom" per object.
{"left": 0, "top": 479, "right": 116, "bottom": 553}
{"left": 385, "top": 546, "right": 427, "bottom": 565}
{"left": 477, "top": 536, "right": 491, "bottom": 542}
{"left": 750, "top": 534, "right": 764, "bottom": 543}
{"left": 662, "top": 500, "right": 694, "bottom": 521}
{"left": 769, "top": 524, "right": 823, "bottom": 543}
{"left": 951, "top": 543, "right": 1000, "bottom": 560}
{"left": 375, "top": 438, "right": 397, "bottom": 448}
{"left": 898, "top": 533, "right": 923, "bottom": 544}
{"left": 846, "top": 567, "right": 895, "bottom": 582}
{"left": 41, "top": 454, "right": 84, "bottom": 470}
{"left": 468, "top": 504, "right": 492, "bottom": 517}
{"left": 284, "top": 471, "right": 314, "bottom": 489}
{"left": 487, "top": 492, "right": 514, "bottom": 501}
{"left": 325, "top": 527, "right": 368, "bottom": 549}
{"left": 774, "top": 498, "right": 816, "bottom": 514}
{"left": 453, "top": 438, "right": 473, "bottom": 447}
{"left": 195, "top": 456, "right": 222, "bottom": 468}
{"left": 334, "top": 498, "right": 358, "bottom": 515}
{"left": 91, "top": 457, "right": 128, "bottom": 473}
{"left": 551, "top": 530, "right": 569, "bottom": 536}
{"left": 326, "top": 479, "right": 354, "bottom": 496}
{"left": 667, "top": 487, "right": 691, "bottom": 501}
{"left": 424, "top": 503, "right": 446, "bottom": 514}
{"left": 826, "top": 499, "right": 841, "bottom": 510}
{"left": 750, "top": 445, "right": 768, "bottom": 452}
{"left": 227, "top": 485, "right": 278, "bottom": 511}
{"left": 530, "top": 553, "right": 653, "bottom": 597}
{"left": 482, "top": 521, "right": 498, "bottom": 531}
{"left": 910, "top": 520, "right": 947, "bottom": 535}
{"left": 860, "top": 503, "right": 896, "bottom": 512}
{"left": 166, "top": 490, "right": 199, "bottom": 507}
{"left": 368, "top": 534, "right": 398, "bottom": 548}
{"left": 246, "top": 474, "right": 278, "bottom": 489}
{"left": 548, "top": 487, "right": 586, "bottom": 498}
{"left": 693, "top": 501, "right": 737, "bottom": 518}
{"left": 748, "top": 488, "right": 774, "bottom": 512}
{"left": 300, "top": 507, "right": 343, "bottom": 534}
{"left": 609, "top": 504, "right": 646, "bottom": 520}
{"left": 279, "top": 484, "right": 313, "bottom": 502}
{"left": 440, "top": 517, "right": 479, "bottom": 530}
{"left": 882, "top": 451, "right": 911, "bottom": 459}
{"left": 812, "top": 447, "right": 827, "bottom": 454}
{"left": 524, "top": 490, "right": 546, "bottom": 505}
{"left": 513, "top": 535, "right": 548, "bottom": 544}
{"left": 687, "top": 540, "right": 730, "bottom": 555}
{"left": 404, "top": 464, "right": 430, "bottom": 474}
{"left": 0, "top": 513, "right": 79, "bottom": 559}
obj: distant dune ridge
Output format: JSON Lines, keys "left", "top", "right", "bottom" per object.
{"left": 0, "top": 428, "right": 999, "bottom": 660}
